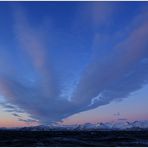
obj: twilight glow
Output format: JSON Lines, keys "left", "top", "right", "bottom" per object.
{"left": 0, "top": 2, "right": 148, "bottom": 127}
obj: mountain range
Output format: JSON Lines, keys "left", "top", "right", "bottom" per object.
{"left": 1, "top": 120, "right": 148, "bottom": 131}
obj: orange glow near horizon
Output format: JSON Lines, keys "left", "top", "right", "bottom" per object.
{"left": 0, "top": 108, "right": 38, "bottom": 128}
{"left": 0, "top": 118, "right": 39, "bottom": 128}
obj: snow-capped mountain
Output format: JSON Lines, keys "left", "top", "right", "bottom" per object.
{"left": 74, "top": 120, "right": 148, "bottom": 130}
{"left": 96, "top": 122, "right": 114, "bottom": 129}
{"left": 95, "top": 120, "right": 148, "bottom": 130}
{"left": 131, "top": 120, "right": 148, "bottom": 128}
{"left": 1, "top": 120, "right": 148, "bottom": 131}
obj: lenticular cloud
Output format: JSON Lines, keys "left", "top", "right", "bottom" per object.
{"left": 0, "top": 5, "right": 148, "bottom": 124}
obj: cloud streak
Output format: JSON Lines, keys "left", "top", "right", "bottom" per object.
{"left": 71, "top": 10, "right": 148, "bottom": 111}
{"left": 0, "top": 4, "right": 148, "bottom": 124}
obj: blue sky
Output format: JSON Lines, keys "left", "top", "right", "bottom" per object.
{"left": 0, "top": 2, "right": 148, "bottom": 127}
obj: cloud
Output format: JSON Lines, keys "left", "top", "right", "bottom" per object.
{"left": 18, "top": 118, "right": 38, "bottom": 124}
{"left": 13, "top": 6, "right": 59, "bottom": 98}
{"left": 0, "top": 4, "right": 148, "bottom": 124}
{"left": 0, "top": 102, "right": 24, "bottom": 113}
{"left": 70, "top": 9, "right": 148, "bottom": 112}
{"left": 91, "top": 2, "right": 115, "bottom": 28}
{"left": 12, "top": 113, "right": 21, "bottom": 117}
{"left": 0, "top": 6, "right": 76, "bottom": 124}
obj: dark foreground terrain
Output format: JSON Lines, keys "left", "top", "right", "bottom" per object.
{"left": 0, "top": 131, "right": 148, "bottom": 147}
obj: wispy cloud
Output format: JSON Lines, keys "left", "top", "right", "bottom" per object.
{"left": 18, "top": 118, "right": 38, "bottom": 124}
{"left": 0, "top": 4, "right": 147, "bottom": 124}
{"left": 71, "top": 8, "right": 148, "bottom": 111}
{"left": 12, "top": 113, "right": 21, "bottom": 117}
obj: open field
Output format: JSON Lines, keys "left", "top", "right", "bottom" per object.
{"left": 0, "top": 131, "right": 148, "bottom": 147}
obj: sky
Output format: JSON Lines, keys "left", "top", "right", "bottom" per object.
{"left": 0, "top": 1, "right": 148, "bottom": 127}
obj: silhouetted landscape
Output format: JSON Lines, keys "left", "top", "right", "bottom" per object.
{"left": 1, "top": 121, "right": 148, "bottom": 146}
{"left": 0, "top": 130, "right": 148, "bottom": 147}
